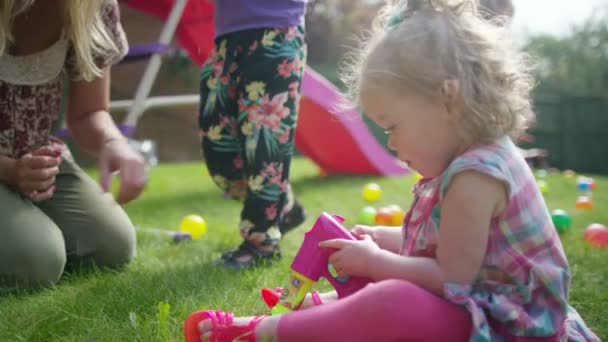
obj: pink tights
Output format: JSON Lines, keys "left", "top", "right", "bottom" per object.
{"left": 277, "top": 279, "right": 472, "bottom": 342}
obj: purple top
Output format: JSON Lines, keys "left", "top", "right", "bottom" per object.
{"left": 214, "top": 0, "right": 307, "bottom": 37}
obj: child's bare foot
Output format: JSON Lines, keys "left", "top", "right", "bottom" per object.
{"left": 198, "top": 314, "right": 279, "bottom": 342}
{"left": 199, "top": 316, "right": 250, "bottom": 341}
{"left": 298, "top": 291, "right": 338, "bottom": 309}
{"left": 262, "top": 288, "right": 338, "bottom": 310}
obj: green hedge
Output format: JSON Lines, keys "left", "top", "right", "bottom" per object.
{"left": 522, "top": 95, "right": 608, "bottom": 174}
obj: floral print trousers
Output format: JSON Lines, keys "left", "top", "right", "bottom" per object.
{"left": 199, "top": 26, "right": 306, "bottom": 248}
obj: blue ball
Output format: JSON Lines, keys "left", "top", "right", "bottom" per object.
{"left": 577, "top": 181, "right": 590, "bottom": 191}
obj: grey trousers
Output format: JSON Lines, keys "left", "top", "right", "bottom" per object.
{"left": 0, "top": 156, "right": 136, "bottom": 291}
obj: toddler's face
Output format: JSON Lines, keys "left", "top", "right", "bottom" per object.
{"left": 360, "top": 81, "right": 464, "bottom": 178}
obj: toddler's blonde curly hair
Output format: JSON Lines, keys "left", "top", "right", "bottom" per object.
{"left": 341, "top": 0, "right": 535, "bottom": 143}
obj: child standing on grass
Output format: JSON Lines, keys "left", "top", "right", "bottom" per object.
{"left": 198, "top": 0, "right": 308, "bottom": 269}
{"left": 184, "top": 0, "right": 600, "bottom": 340}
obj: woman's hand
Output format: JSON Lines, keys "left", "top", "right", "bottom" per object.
{"left": 352, "top": 225, "right": 403, "bottom": 253}
{"left": 10, "top": 146, "right": 62, "bottom": 201}
{"left": 98, "top": 138, "right": 147, "bottom": 204}
{"left": 319, "top": 235, "right": 381, "bottom": 278}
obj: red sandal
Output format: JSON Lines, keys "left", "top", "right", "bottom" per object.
{"left": 184, "top": 310, "right": 266, "bottom": 342}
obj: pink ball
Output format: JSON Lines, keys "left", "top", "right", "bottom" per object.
{"left": 584, "top": 223, "right": 608, "bottom": 248}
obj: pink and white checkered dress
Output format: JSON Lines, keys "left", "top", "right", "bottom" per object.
{"left": 400, "top": 137, "right": 599, "bottom": 341}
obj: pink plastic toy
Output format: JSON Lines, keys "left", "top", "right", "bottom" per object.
{"left": 584, "top": 223, "right": 608, "bottom": 248}
{"left": 271, "top": 213, "right": 373, "bottom": 314}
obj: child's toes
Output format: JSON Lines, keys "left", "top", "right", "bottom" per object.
{"left": 198, "top": 318, "right": 213, "bottom": 335}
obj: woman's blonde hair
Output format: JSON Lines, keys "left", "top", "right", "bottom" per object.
{"left": 341, "top": 0, "right": 535, "bottom": 142}
{"left": 0, "top": 0, "right": 120, "bottom": 81}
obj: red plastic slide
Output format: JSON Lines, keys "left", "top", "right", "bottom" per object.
{"left": 124, "top": 0, "right": 408, "bottom": 176}
{"left": 297, "top": 68, "right": 407, "bottom": 175}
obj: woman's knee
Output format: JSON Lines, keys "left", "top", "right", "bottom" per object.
{"left": 26, "top": 243, "right": 67, "bottom": 287}
{"left": 0, "top": 201, "right": 67, "bottom": 289}
{"left": 93, "top": 219, "right": 137, "bottom": 267}
{"left": 3, "top": 236, "right": 67, "bottom": 289}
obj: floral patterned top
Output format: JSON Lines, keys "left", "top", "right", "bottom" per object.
{"left": 400, "top": 137, "right": 599, "bottom": 341}
{"left": 0, "top": 0, "right": 128, "bottom": 158}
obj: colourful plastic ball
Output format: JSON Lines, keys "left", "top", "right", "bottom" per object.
{"left": 575, "top": 196, "right": 593, "bottom": 210}
{"left": 375, "top": 207, "right": 394, "bottom": 225}
{"left": 551, "top": 209, "right": 571, "bottom": 234}
{"left": 357, "top": 206, "right": 377, "bottom": 225}
{"left": 576, "top": 176, "right": 594, "bottom": 192}
{"left": 413, "top": 172, "right": 424, "bottom": 182}
{"left": 387, "top": 204, "right": 406, "bottom": 226}
{"left": 584, "top": 223, "right": 608, "bottom": 248}
{"left": 589, "top": 178, "right": 596, "bottom": 191}
{"left": 577, "top": 181, "right": 590, "bottom": 192}
{"left": 362, "top": 183, "right": 382, "bottom": 202}
{"left": 179, "top": 214, "right": 207, "bottom": 240}
{"left": 535, "top": 169, "right": 548, "bottom": 179}
{"left": 563, "top": 169, "right": 575, "bottom": 178}
{"left": 537, "top": 180, "right": 549, "bottom": 194}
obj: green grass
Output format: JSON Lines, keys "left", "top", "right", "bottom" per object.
{"left": 0, "top": 158, "right": 606, "bottom": 341}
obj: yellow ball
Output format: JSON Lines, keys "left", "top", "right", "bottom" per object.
{"left": 413, "top": 172, "right": 423, "bottom": 182}
{"left": 362, "top": 183, "right": 382, "bottom": 202}
{"left": 179, "top": 215, "right": 207, "bottom": 240}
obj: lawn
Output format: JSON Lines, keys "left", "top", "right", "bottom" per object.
{"left": 0, "top": 157, "right": 606, "bottom": 341}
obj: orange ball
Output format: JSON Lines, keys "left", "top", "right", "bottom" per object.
{"left": 575, "top": 196, "right": 593, "bottom": 210}
{"left": 375, "top": 207, "right": 393, "bottom": 225}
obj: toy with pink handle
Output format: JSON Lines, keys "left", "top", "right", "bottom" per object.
{"left": 271, "top": 212, "right": 373, "bottom": 314}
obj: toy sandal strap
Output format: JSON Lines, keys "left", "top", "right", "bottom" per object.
{"left": 310, "top": 290, "right": 323, "bottom": 306}
{"left": 184, "top": 310, "right": 265, "bottom": 342}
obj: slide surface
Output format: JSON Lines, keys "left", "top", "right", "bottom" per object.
{"left": 297, "top": 68, "right": 408, "bottom": 175}
{"left": 124, "top": 0, "right": 408, "bottom": 176}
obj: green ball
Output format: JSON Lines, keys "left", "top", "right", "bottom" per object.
{"left": 357, "top": 206, "right": 377, "bottom": 225}
{"left": 551, "top": 209, "right": 571, "bottom": 234}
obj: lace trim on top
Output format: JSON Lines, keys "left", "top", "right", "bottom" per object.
{"left": 0, "top": 37, "right": 68, "bottom": 85}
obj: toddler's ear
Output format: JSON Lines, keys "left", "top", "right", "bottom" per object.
{"left": 440, "top": 79, "right": 463, "bottom": 118}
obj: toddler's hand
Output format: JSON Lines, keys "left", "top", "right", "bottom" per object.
{"left": 319, "top": 235, "right": 380, "bottom": 278}
{"left": 352, "top": 225, "right": 402, "bottom": 253}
